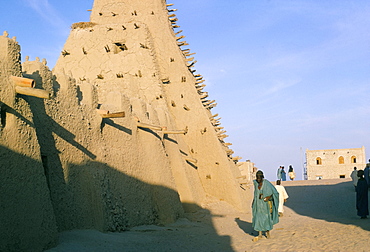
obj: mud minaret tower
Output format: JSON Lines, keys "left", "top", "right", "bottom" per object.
{"left": 54, "top": 0, "right": 247, "bottom": 212}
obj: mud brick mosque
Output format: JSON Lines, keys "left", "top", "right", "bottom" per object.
{"left": 0, "top": 1, "right": 252, "bottom": 250}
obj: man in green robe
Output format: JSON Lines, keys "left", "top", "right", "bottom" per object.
{"left": 252, "top": 170, "right": 279, "bottom": 240}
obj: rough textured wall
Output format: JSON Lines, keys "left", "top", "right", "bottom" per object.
{"left": 0, "top": 34, "right": 58, "bottom": 251}
{"left": 0, "top": 0, "right": 251, "bottom": 250}
{"left": 22, "top": 58, "right": 184, "bottom": 232}
{"left": 54, "top": 0, "right": 248, "bottom": 211}
{"left": 306, "top": 147, "right": 366, "bottom": 180}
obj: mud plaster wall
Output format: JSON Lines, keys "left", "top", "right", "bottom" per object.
{"left": 0, "top": 35, "right": 58, "bottom": 252}
{"left": 1, "top": 0, "right": 252, "bottom": 250}
{"left": 54, "top": 0, "right": 249, "bottom": 210}
{"left": 22, "top": 59, "right": 184, "bottom": 232}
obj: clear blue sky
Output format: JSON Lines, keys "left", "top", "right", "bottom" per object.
{"left": 2, "top": 0, "right": 370, "bottom": 181}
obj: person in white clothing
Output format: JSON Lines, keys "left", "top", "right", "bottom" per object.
{"left": 350, "top": 167, "right": 358, "bottom": 191}
{"left": 275, "top": 180, "right": 289, "bottom": 217}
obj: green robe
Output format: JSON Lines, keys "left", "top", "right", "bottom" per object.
{"left": 252, "top": 179, "right": 279, "bottom": 231}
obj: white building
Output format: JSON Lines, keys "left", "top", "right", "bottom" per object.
{"left": 306, "top": 147, "right": 366, "bottom": 180}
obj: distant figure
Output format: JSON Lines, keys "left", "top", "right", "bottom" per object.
{"left": 275, "top": 180, "right": 289, "bottom": 217}
{"left": 277, "top": 166, "right": 282, "bottom": 180}
{"left": 364, "top": 159, "right": 370, "bottom": 187}
{"left": 252, "top": 170, "right": 279, "bottom": 241}
{"left": 281, "top": 166, "right": 286, "bottom": 181}
{"left": 356, "top": 170, "right": 369, "bottom": 219}
{"left": 288, "top": 165, "right": 296, "bottom": 181}
{"left": 350, "top": 167, "right": 358, "bottom": 190}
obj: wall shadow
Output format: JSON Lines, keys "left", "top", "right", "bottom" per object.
{"left": 0, "top": 144, "right": 235, "bottom": 251}
{"left": 6, "top": 71, "right": 234, "bottom": 251}
{"left": 284, "top": 181, "right": 370, "bottom": 231}
{"left": 137, "top": 127, "right": 162, "bottom": 140}
{"left": 0, "top": 145, "right": 58, "bottom": 251}
{"left": 54, "top": 159, "right": 235, "bottom": 251}
{"left": 100, "top": 118, "right": 132, "bottom": 134}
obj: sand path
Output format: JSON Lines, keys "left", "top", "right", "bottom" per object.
{"left": 46, "top": 179, "right": 370, "bottom": 252}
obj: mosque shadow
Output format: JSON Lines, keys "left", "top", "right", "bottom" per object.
{"left": 284, "top": 181, "right": 370, "bottom": 232}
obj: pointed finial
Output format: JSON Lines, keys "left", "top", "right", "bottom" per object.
{"left": 3, "top": 31, "right": 8, "bottom": 37}
{"left": 25, "top": 56, "right": 29, "bottom": 61}
{"left": 42, "top": 58, "right": 47, "bottom": 65}
{"left": 35, "top": 57, "right": 40, "bottom": 62}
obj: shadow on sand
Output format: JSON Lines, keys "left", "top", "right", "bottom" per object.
{"left": 284, "top": 180, "right": 370, "bottom": 232}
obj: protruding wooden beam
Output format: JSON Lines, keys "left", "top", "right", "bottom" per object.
{"left": 200, "top": 127, "right": 207, "bottom": 134}
{"left": 224, "top": 143, "right": 232, "bottom": 146}
{"left": 203, "top": 100, "right": 215, "bottom": 106}
{"left": 226, "top": 149, "right": 234, "bottom": 155}
{"left": 162, "top": 126, "right": 188, "bottom": 135}
{"left": 97, "top": 109, "right": 109, "bottom": 115}
{"left": 101, "top": 112, "right": 125, "bottom": 118}
{"left": 178, "top": 41, "right": 189, "bottom": 46}
{"left": 187, "top": 60, "right": 197, "bottom": 67}
{"left": 232, "top": 156, "right": 242, "bottom": 161}
{"left": 207, "top": 103, "right": 217, "bottom": 109}
{"left": 10, "top": 76, "right": 35, "bottom": 88}
{"left": 137, "top": 122, "right": 162, "bottom": 131}
{"left": 199, "top": 93, "right": 208, "bottom": 99}
{"left": 185, "top": 52, "right": 196, "bottom": 57}
{"left": 176, "top": 35, "right": 185, "bottom": 41}
{"left": 184, "top": 156, "right": 197, "bottom": 164}
{"left": 166, "top": 3, "right": 174, "bottom": 7}
{"left": 162, "top": 78, "right": 170, "bottom": 84}
{"left": 62, "top": 50, "right": 70, "bottom": 56}
{"left": 15, "top": 86, "right": 50, "bottom": 99}
{"left": 196, "top": 84, "right": 206, "bottom": 90}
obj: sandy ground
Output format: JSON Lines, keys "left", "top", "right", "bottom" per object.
{"left": 46, "top": 178, "right": 370, "bottom": 252}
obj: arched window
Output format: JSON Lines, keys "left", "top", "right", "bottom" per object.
{"left": 316, "top": 157, "right": 322, "bottom": 165}
{"left": 351, "top": 156, "right": 357, "bottom": 163}
{"left": 339, "top": 156, "right": 344, "bottom": 164}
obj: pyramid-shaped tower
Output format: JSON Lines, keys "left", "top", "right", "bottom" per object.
{"left": 54, "top": 0, "right": 247, "bottom": 212}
